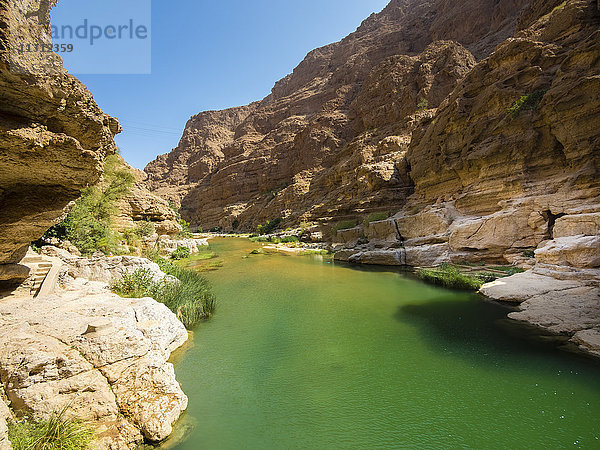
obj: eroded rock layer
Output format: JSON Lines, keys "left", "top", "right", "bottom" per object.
{"left": 146, "top": 0, "right": 543, "bottom": 230}
{"left": 0, "top": 0, "right": 119, "bottom": 272}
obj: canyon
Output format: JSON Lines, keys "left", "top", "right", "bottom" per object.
{"left": 147, "top": 0, "right": 600, "bottom": 355}
{"left": 0, "top": 0, "right": 599, "bottom": 448}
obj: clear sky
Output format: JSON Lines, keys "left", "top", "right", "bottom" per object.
{"left": 51, "top": 0, "right": 390, "bottom": 169}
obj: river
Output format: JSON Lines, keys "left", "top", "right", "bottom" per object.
{"left": 168, "top": 238, "right": 600, "bottom": 449}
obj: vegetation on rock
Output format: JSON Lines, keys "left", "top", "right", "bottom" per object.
{"left": 507, "top": 90, "right": 547, "bottom": 118}
{"left": 8, "top": 408, "right": 94, "bottom": 450}
{"left": 256, "top": 218, "right": 282, "bottom": 235}
{"left": 417, "top": 264, "right": 486, "bottom": 291}
{"left": 112, "top": 261, "right": 216, "bottom": 328}
{"left": 41, "top": 155, "right": 135, "bottom": 255}
{"left": 335, "top": 220, "right": 358, "bottom": 232}
{"left": 170, "top": 246, "right": 191, "bottom": 260}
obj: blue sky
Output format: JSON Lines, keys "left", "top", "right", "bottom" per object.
{"left": 52, "top": 0, "right": 389, "bottom": 169}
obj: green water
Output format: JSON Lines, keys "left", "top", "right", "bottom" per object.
{"left": 170, "top": 238, "right": 600, "bottom": 449}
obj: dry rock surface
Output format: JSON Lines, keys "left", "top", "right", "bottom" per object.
{"left": 0, "top": 272, "right": 189, "bottom": 448}
{"left": 0, "top": 0, "right": 119, "bottom": 273}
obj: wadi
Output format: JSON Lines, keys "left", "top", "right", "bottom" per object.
{"left": 0, "top": 0, "right": 599, "bottom": 448}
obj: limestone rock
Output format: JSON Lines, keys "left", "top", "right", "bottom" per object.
{"left": 0, "top": 278, "right": 189, "bottom": 446}
{"left": 404, "top": 243, "right": 451, "bottom": 267}
{"left": 366, "top": 219, "right": 399, "bottom": 243}
{"left": 145, "top": 0, "right": 526, "bottom": 230}
{"left": 158, "top": 236, "right": 208, "bottom": 255}
{"left": 481, "top": 270, "right": 600, "bottom": 357}
{"left": 553, "top": 213, "right": 600, "bottom": 238}
{"left": 395, "top": 207, "right": 454, "bottom": 241}
{"left": 334, "top": 227, "right": 364, "bottom": 246}
{"left": 0, "top": 264, "right": 29, "bottom": 282}
{"left": 480, "top": 272, "right": 581, "bottom": 303}
{"left": 114, "top": 158, "right": 182, "bottom": 237}
{"left": 535, "top": 236, "right": 600, "bottom": 268}
{"left": 41, "top": 246, "right": 166, "bottom": 283}
{"left": 347, "top": 249, "right": 406, "bottom": 266}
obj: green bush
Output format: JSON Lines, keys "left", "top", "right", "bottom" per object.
{"left": 507, "top": 90, "right": 547, "bottom": 118}
{"left": 43, "top": 155, "right": 135, "bottom": 256}
{"left": 8, "top": 407, "right": 94, "bottom": 450}
{"left": 280, "top": 236, "right": 299, "bottom": 243}
{"left": 135, "top": 220, "right": 155, "bottom": 237}
{"left": 418, "top": 264, "right": 485, "bottom": 291}
{"left": 112, "top": 265, "right": 216, "bottom": 328}
{"left": 334, "top": 220, "right": 358, "bottom": 232}
{"left": 416, "top": 97, "right": 429, "bottom": 111}
{"left": 256, "top": 218, "right": 282, "bottom": 235}
{"left": 523, "top": 250, "right": 535, "bottom": 258}
{"left": 171, "top": 246, "right": 191, "bottom": 260}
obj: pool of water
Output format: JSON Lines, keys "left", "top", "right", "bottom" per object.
{"left": 168, "top": 238, "right": 600, "bottom": 449}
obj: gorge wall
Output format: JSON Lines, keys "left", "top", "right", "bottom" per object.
{"left": 0, "top": 0, "right": 119, "bottom": 281}
{"left": 146, "top": 0, "right": 599, "bottom": 268}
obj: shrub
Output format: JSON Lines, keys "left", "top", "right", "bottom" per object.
{"left": 135, "top": 220, "right": 155, "bottom": 237}
{"left": 507, "top": 90, "right": 547, "bottom": 118}
{"left": 334, "top": 220, "right": 358, "bottom": 232}
{"left": 111, "top": 268, "right": 156, "bottom": 298}
{"left": 171, "top": 246, "right": 191, "bottom": 260}
{"left": 8, "top": 407, "right": 94, "bottom": 450}
{"left": 112, "top": 265, "right": 216, "bottom": 328}
{"left": 523, "top": 249, "right": 535, "bottom": 258}
{"left": 256, "top": 218, "right": 282, "bottom": 235}
{"left": 43, "top": 155, "right": 135, "bottom": 256}
{"left": 418, "top": 264, "right": 485, "bottom": 291}
{"left": 280, "top": 236, "right": 299, "bottom": 243}
{"left": 416, "top": 97, "right": 429, "bottom": 111}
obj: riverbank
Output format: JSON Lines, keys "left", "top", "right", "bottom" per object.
{"left": 0, "top": 243, "right": 212, "bottom": 449}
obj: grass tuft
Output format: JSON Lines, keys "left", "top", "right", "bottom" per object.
{"left": 112, "top": 263, "right": 216, "bottom": 328}
{"left": 8, "top": 408, "right": 94, "bottom": 450}
{"left": 418, "top": 264, "right": 485, "bottom": 291}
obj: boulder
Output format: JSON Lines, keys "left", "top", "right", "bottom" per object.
{"left": 0, "top": 264, "right": 29, "bottom": 282}
{"left": 41, "top": 246, "right": 166, "bottom": 283}
{"left": 553, "top": 213, "right": 600, "bottom": 238}
{"left": 404, "top": 243, "right": 451, "bottom": 266}
{"left": 0, "top": 280, "right": 189, "bottom": 445}
{"left": 334, "top": 227, "right": 364, "bottom": 246}
{"left": 348, "top": 249, "right": 406, "bottom": 266}
{"left": 395, "top": 207, "right": 453, "bottom": 240}
{"left": 366, "top": 219, "right": 399, "bottom": 242}
{"left": 535, "top": 236, "right": 600, "bottom": 268}
{"left": 480, "top": 271, "right": 581, "bottom": 303}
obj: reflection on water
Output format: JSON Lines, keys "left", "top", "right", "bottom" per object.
{"left": 166, "top": 238, "right": 600, "bottom": 449}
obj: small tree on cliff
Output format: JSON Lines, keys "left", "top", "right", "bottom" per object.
{"left": 47, "top": 155, "right": 135, "bottom": 255}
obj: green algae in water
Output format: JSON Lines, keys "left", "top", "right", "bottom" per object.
{"left": 168, "top": 238, "right": 600, "bottom": 449}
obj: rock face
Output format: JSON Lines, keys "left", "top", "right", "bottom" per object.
{"left": 146, "top": 0, "right": 533, "bottom": 230}
{"left": 115, "top": 158, "right": 182, "bottom": 237}
{"left": 0, "top": 276, "right": 189, "bottom": 446}
{"left": 0, "top": 0, "right": 120, "bottom": 274}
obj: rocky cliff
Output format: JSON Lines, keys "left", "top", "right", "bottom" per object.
{"left": 146, "top": 0, "right": 545, "bottom": 231}
{"left": 0, "top": 0, "right": 119, "bottom": 282}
